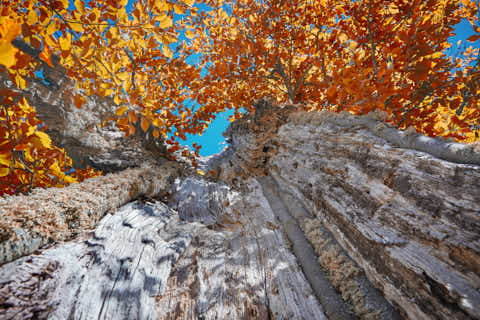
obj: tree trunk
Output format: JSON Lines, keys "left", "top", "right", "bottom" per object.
{"left": 0, "top": 163, "right": 180, "bottom": 266}
{"left": 1, "top": 99, "right": 480, "bottom": 320}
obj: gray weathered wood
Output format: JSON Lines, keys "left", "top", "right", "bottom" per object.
{"left": 157, "top": 177, "right": 327, "bottom": 319}
{"left": 0, "top": 163, "right": 180, "bottom": 266}
{"left": 0, "top": 178, "right": 329, "bottom": 320}
{"left": 0, "top": 201, "right": 201, "bottom": 320}
{"left": 2, "top": 100, "right": 480, "bottom": 320}
{"left": 267, "top": 110, "right": 480, "bottom": 320}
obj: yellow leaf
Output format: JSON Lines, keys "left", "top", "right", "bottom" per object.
{"left": 154, "top": 0, "right": 168, "bottom": 12}
{"left": 64, "top": 175, "right": 77, "bottom": 183}
{"left": 70, "top": 23, "right": 83, "bottom": 33}
{"left": 338, "top": 32, "right": 348, "bottom": 43}
{"left": 184, "top": 0, "right": 195, "bottom": 7}
{"left": 74, "top": 0, "right": 84, "bottom": 14}
{"left": 59, "top": 36, "right": 70, "bottom": 51}
{"left": 33, "top": 131, "right": 52, "bottom": 149}
{"left": 104, "top": 88, "right": 114, "bottom": 96}
{"left": 158, "top": 14, "right": 173, "bottom": 29}
{"left": 15, "top": 74, "right": 26, "bottom": 89}
{"left": 197, "top": 169, "right": 205, "bottom": 175}
{"left": 429, "top": 52, "right": 443, "bottom": 59}
{"left": 59, "top": 0, "right": 69, "bottom": 9}
{"left": 0, "top": 152, "right": 11, "bottom": 166}
{"left": 114, "top": 93, "right": 122, "bottom": 105}
{"left": 0, "top": 19, "right": 21, "bottom": 68}
{"left": 141, "top": 117, "right": 149, "bottom": 132}
{"left": 0, "top": 167, "right": 9, "bottom": 177}
{"left": 174, "top": 4, "right": 185, "bottom": 14}
{"left": 122, "top": 78, "right": 131, "bottom": 91}
{"left": 115, "top": 106, "right": 128, "bottom": 115}
{"left": 27, "top": 10, "right": 37, "bottom": 25}
{"left": 162, "top": 44, "right": 173, "bottom": 58}
{"left": 185, "top": 30, "right": 194, "bottom": 39}
{"left": 49, "top": 161, "right": 65, "bottom": 179}
{"left": 117, "top": 71, "right": 129, "bottom": 81}
{"left": 46, "top": 22, "right": 56, "bottom": 36}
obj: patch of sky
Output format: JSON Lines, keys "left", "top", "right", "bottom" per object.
{"left": 447, "top": 19, "right": 480, "bottom": 61}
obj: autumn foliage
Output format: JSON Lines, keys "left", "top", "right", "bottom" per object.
{"left": 188, "top": 0, "right": 480, "bottom": 141}
{"left": 0, "top": 0, "right": 479, "bottom": 195}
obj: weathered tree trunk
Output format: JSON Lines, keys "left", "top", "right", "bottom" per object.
{"left": 0, "top": 163, "right": 180, "bottom": 265}
{"left": 263, "top": 109, "right": 480, "bottom": 320}
{"left": 1, "top": 100, "right": 480, "bottom": 320}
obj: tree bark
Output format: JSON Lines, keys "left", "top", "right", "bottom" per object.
{"left": 265, "top": 109, "right": 480, "bottom": 319}
{"left": 0, "top": 163, "right": 180, "bottom": 266}
{"left": 1, "top": 99, "right": 480, "bottom": 320}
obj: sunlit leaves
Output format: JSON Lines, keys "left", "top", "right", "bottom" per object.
{"left": 141, "top": 117, "right": 150, "bottom": 132}
{"left": 0, "top": 96, "right": 99, "bottom": 196}
{"left": 186, "top": 0, "right": 479, "bottom": 142}
{"left": 0, "top": 19, "right": 21, "bottom": 68}
{"left": 158, "top": 15, "right": 173, "bottom": 29}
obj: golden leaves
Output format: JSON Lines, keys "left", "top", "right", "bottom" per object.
{"left": 0, "top": 152, "right": 11, "bottom": 167}
{"left": 0, "top": 95, "right": 97, "bottom": 195}
{"left": 174, "top": 5, "right": 185, "bottom": 15}
{"left": 115, "top": 106, "right": 128, "bottom": 116}
{"left": 0, "top": 19, "right": 21, "bottom": 68}
{"left": 162, "top": 44, "right": 173, "bottom": 58}
{"left": 32, "top": 131, "right": 52, "bottom": 149}
{"left": 158, "top": 14, "right": 173, "bottom": 29}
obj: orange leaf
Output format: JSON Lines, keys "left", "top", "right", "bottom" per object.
{"left": 128, "top": 110, "right": 138, "bottom": 123}
{"left": 39, "top": 46, "right": 54, "bottom": 67}
{"left": 467, "top": 34, "right": 480, "bottom": 42}
{"left": 128, "top": 123, "right": 136, "bottom": 136}
{"left": 326, "top": 86, "right": 337, "bottom": 101}
{"left": 141, "top": 117, "right": 149, "bottom": 132}
{"left": 0, "top": 19, "right": 21, "bottom": 68}
{"left": 73, "top": 94, "right": 85, "bottom": 109}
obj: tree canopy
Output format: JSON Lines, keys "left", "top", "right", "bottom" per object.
{"left": 0, "top": 0, "right": 479, "bottom": 195}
